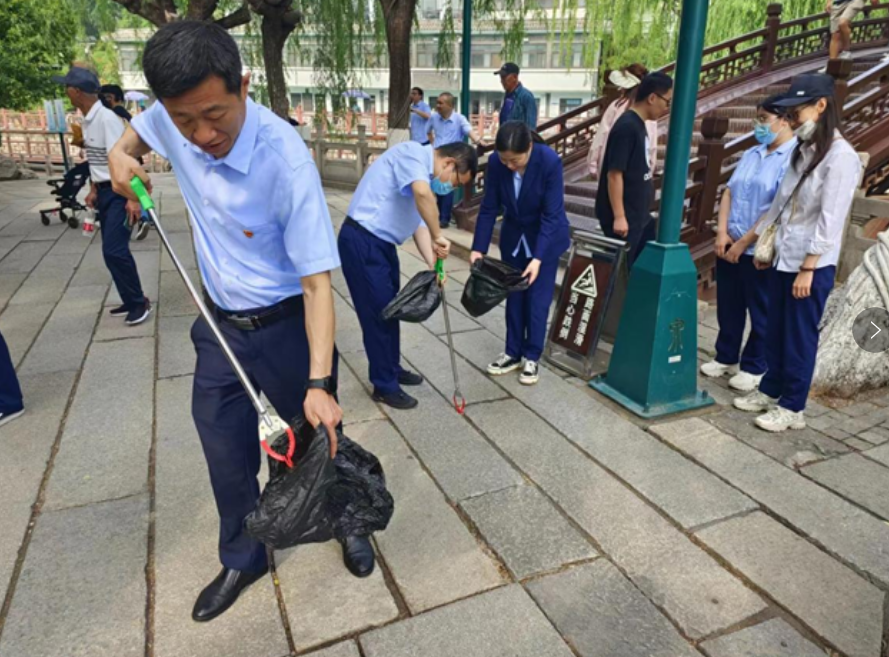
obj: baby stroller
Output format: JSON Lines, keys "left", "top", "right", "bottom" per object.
{"left": 40, "top": 161, "right": 90, "bottom": 229}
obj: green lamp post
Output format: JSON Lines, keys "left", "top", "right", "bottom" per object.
{"left": 589, "top": 0, "right": 714, "bottom": 417}
{"left": 460, "top": 0, "right": 472, "bottom": 118}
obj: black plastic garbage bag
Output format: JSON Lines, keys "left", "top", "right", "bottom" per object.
{"left": 461, "top": 257, "right": 529, "bottom": 317}
{"left": 245, "top": 420, "right": 394, "bottom": 550}
{"left": 381, "top": 270, "right": 441, "bottom": 322}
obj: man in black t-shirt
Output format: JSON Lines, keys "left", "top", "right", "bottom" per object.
{"left": 596, "top": 71, "right": 673, "bottom": 266}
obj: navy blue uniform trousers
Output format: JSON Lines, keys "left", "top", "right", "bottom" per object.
{"left": 0, "top": 331, "right": 22, "bottom": 414}
{"left": 191, "top": 298, "right": 338, "bottom": 572}
{"left": 97, "top": 186, "right": 145, "bottom": 309}
{"left": 714, "top": 255, "right": 770, "bottom": 375}
{"left": 501, "top": 250, "right": 560, "bottom": 362}
{"left": 338, "top": 220, "right": 403, "bottom": 396}
{"left": 437, "top": 190, "right": 455, "bottom": 226}
{"left": 758, "top": 267, "right": 835, "bottom": 412}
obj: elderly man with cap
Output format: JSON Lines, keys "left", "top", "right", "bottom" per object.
{"left": 54, "top": 66, "right": 151, "bottom": 326}
{"left": 496, "top": 63, "right": 538, "bottom": 130}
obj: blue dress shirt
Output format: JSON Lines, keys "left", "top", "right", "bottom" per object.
{"left": 726, "top": 138, "right": 797, "bottom": 254}
{"left": 347, "top": 141, "right": 432, "bottom": 245}
{"left": 131, "top": 99, "right": 340, "bottom": 311}
{"left": 426, "top": 111, "right": 472, "bottom": 148}
{"left": 410, "top": 102, "right": 432, "bottom": 143}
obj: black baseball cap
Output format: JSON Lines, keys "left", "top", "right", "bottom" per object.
{"left": 52, "top": 66, "right": 101, "bottom": 94}
{"left": 772, "top": 73, "right": 834, "bottom": 107}
{"left": 759, "top": 93, "right": 789, "bottom": 115}
{"left": 495, "top": 62, "right": 520, "bottom": 76}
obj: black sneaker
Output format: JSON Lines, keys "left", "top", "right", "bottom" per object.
{"left": 519, "top": 359, "right": 539, "bottom": 386}
{"left": 135, "top": 221, "right": 151, "bottom": 241}
{"left": 109, "top": 304, "right": 130, "bottom": 317}
{"left": 487, "top": 353, "right": 522, "bottom": 376}
{"left": 398, "top": 370, "right": 424, "bottom": 386}
{"left": 372, "top": 390, "right": 419, "bottom": 410}
{"left": 126, "top": 300, "right": 153, "bottom": 326}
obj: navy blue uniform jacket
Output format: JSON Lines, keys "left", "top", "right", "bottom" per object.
{"left": 471, "top": 144, "right": 571, "bottom": 263}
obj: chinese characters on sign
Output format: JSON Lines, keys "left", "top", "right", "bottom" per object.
{"left": 550, "top": 255, "right": 613, "bottom": 356}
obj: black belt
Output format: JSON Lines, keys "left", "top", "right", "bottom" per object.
{"left": 204, "top": 292, "right": 302, "bottom": 331}
{"left": 95, "top": 181, "right": 113, "bottom": 189}
{"left": 344, "top": 216, "right": 368, "bottom": 233}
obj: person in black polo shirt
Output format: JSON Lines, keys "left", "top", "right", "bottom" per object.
{"left": 596, "top": 71, "right": 673, "bottom": 266}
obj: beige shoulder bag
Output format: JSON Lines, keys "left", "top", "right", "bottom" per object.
{"left": 753, "top": 171, "right": 808, "bottom": 265}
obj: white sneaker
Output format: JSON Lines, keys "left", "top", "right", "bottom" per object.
{"left": 755, "top": 407, "right": 806, "bottom": 432}
{"left": 839, "top": 51, "right": 853, "bottom": 60}
{"left": 519, "top": 359, "right": 539, "bottom": 386}
{"left": 733, "top": 390, "right": 778, "bottom": 412}
{"left": 700, "top": 360, "right": 740, "bottom": 378}
{"left": 487, "top": 353, "right": 522, "bottom": 376}
{"left": 728, "top": 371, "right": 764, "bottom": 392}
{"left": 882, "top": 52, "right": 889, "bottom": 62}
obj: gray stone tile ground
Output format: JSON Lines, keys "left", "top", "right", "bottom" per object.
{"left": 1, "top": 178, "right": 886, "bottom": 657}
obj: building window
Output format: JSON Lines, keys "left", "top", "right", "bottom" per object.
{"left": 119, "top": 46, "right": 139, "bottom": 73}
{"left": 559, "top": 98, "right": 582, "bottom": 114}
{"left": 521, "top": 44, "right": 547, "bottom": 69}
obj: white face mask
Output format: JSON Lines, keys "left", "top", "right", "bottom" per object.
{"left": 794, "top": 119, "right": 817, "bottom": 142}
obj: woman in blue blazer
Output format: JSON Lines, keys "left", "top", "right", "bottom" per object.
{"left": 471, "top": 121, "right": 571, "bottom": 385}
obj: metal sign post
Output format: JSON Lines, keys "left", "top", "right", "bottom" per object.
{"left": 545, "top": 231, "right": 629, "bottom": 379}
{"left": 589, "top": 0, "right": 714, "bottom": 418}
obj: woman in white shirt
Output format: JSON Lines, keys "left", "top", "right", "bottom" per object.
{"left": 729, "top": 73, "right": 862, "bottom": 432}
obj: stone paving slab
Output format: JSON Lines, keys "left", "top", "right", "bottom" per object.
{"left": 421, "top": 298, "right": 481, "bottom": 335}
{"left": 0, "top": 237, "right": 25, "bottom": 263}
{"left": 360, "top": 584, "right": 575, "bottom": 657}
{"left": 48, "top": 229, "right": 95, "bottom": 256}
{"left": 44, "top": 337, "right": 155, "bottom": 510}
{"left": 103, "top": 249, "right": 161, "bottom": 312}
{"left": 158, "top": 315, "right": 196, "bottom": 379}
{"left": 862, "top": 442, "right": 889, "bottom": 467}
{"left": 367, "top": 376, "right": 523, "bottom": 503}
{"left": 305, "top": 641, "right": 361, "bottom": 657}
{"left": 159, "top": 230, "right": 197, "bottom": 271}
{"left": 0, "top": 301, "right": 55, "bottom": 366}
{"left": 451, "top": 329, "right": 756, "bottom": 529}
{"left": 708, "top": 410, "right": 851, "bottom": 468}
{"left": 461, "top": 485, "right": 597, "bottom": 580}
{"left": 651, "top": 418, "right": 889, "bottom": 586}
{"left": 153, "top": 376, "right": 290, "bottom": 657}
{"left": 7, "top": 253, "right": 81, "bottom": 307}
{"left": 0, "top": 273, "right": 27, "bottom": 310}
{"left": 158, "top": 269, "right": 200, "bottom": 317}
{"left": 333, "top": 293, "right": 365, "bottom": 355}
{"left": 0, "top": 495, "right": 149, "bottom": 657}
{"left": 802, "top": 453, "right": 889, "bottom": 521}
{"left": 19, "top": 284, "right": 106, "bottom": 375}
{"left": 467, "top": 400, "right": 766, "bottom": 639}
{"left": 93, "top": 299, "right": 158, "bottom": 341}
{"left": 699, "top": 618, "right": 827, "bottom": 657}
{"left": 68, "top": 242, "right": 110, "bottom": 288}
{"left": 0, "top": 239, "right": 53, "bottom": 274}
{"left": 697, "top": 512, "right": 884, "bottom": 657}
{"left": 0, "top": 372, "right": 76, "bottom": 604}
{"left": 526, "top": 560, "right": 701, "bottom": 657}
{"left": 277, "top": 540, "right": 399, "bottom": 652}
{"left": 348, "top": 419, "right": 504, "bottom": 613}
{"left": 400, "top": 323, "right": 508, "bottom": 405}
{"left": 339, "top": 362, "right": 384, "bottom": 426}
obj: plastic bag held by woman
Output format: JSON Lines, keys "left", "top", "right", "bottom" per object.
{"left": 461, "top": 256, "right": 530, "bottom": 317}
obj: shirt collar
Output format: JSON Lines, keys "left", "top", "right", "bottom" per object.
{"left": 506, "top": 83, "right": 523, "bottom": 98}
{"left": 83, "top": 101, "right": 103, "bottom": 124}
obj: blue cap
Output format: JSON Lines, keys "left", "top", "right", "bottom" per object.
{"left": 52, "top": 66, "right": 100, "bottom": 94}
{"left": 772, "top": 73, "right": 834, "bottom": 107}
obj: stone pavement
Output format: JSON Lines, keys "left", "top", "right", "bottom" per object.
{"left": 0, "top": 174, "right": 887, "bottom": 657}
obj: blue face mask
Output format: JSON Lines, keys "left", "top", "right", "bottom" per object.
{"left": 430, "top": 175, "right": 454, "bottom": 196}
{"left": 754, "top": 123, "right": 777, "bottom": 145}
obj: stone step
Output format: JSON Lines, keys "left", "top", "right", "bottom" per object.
{"left": 563, "top": 181, "right": 597, "bottom": 199}
{"left": 564, "top": 194, "right": 596, "bottom": 219}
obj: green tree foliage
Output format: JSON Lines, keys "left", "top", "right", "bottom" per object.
{"left": 0, "top": 0, "right": 79, "bottom": 110}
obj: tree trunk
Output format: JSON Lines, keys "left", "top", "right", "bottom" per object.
{"left": 259, "top": 16, "right": 293, "bottom": 118}
{"left": 812, "top": 232, "right": 889, "bottom": 398}
{"left": 383, "top": 0, "right": 417, "bottom": 132}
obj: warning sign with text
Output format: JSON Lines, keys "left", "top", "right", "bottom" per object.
{"left": 549, "top": 253, "right": 614, "bottom": 356}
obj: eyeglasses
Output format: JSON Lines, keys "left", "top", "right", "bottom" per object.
{"left": 784, "top": 103, "right": 815, "bottom": 120}
{"left": 753, "top": 116, "right": 779, "bottom": 128}
{"left": 656, "top": 93, "right": 672, "bottom": 108}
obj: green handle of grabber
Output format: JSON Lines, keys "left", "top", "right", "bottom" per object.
{"left": 435, "top": 258, "right": 445, "bottom": 284}
{"left": 130, "top": 176, "right": 155, "bottom": 211}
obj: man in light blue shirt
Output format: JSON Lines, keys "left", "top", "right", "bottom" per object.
{"left": 426, "top": 92, "right": 484, "bottom": 229}
{"left": 108, "top": 21, "right": 374, "bottom": 622}
{"left": 339, "top": 140, "right": 478, "bottom": 409}
{"left": 409, "top": 87, "right": 432, "bottom": 144}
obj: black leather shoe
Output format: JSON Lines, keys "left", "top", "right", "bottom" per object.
{"left": 372, "top": 390, "right": 419, "bottom": 410}
{"left": 398, "top": 370, "right": 424, "bottom": 386}
{"left": 192, "top": 566, "right": 269, "bottom": 622}
{"left": 341, "top": 535, "right": 375, "bottom": 578}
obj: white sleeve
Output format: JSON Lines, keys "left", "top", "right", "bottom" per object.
{"left": 102, "top": 111, "right": 126, "bottom": 151}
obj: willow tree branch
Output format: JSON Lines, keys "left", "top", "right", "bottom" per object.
{"left": 216, "top": 3, "right": 252, "bottom": 29}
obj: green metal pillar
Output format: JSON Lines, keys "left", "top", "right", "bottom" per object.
{"left": 460, "top": 0, "right": 472, "bottom": 117}
{"left": 589, "top": 0, "right": 714, "bottom": 418}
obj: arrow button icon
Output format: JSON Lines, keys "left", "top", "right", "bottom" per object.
{"left": 871, "top": 322, "right": 882, "bottom": 340}
{"left": 853, "top": 308, "right": 889, "bottom": 353}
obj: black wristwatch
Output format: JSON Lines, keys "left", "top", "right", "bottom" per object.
{"left": 305, "top": 377, "right": 336, "bottom": 395}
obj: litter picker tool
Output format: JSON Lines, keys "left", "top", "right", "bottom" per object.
{"left": 130, "top": 177, "right": 296, "bottom": 467}
{"left": 435, "top": 258, "right": 466, "bottom": 414}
